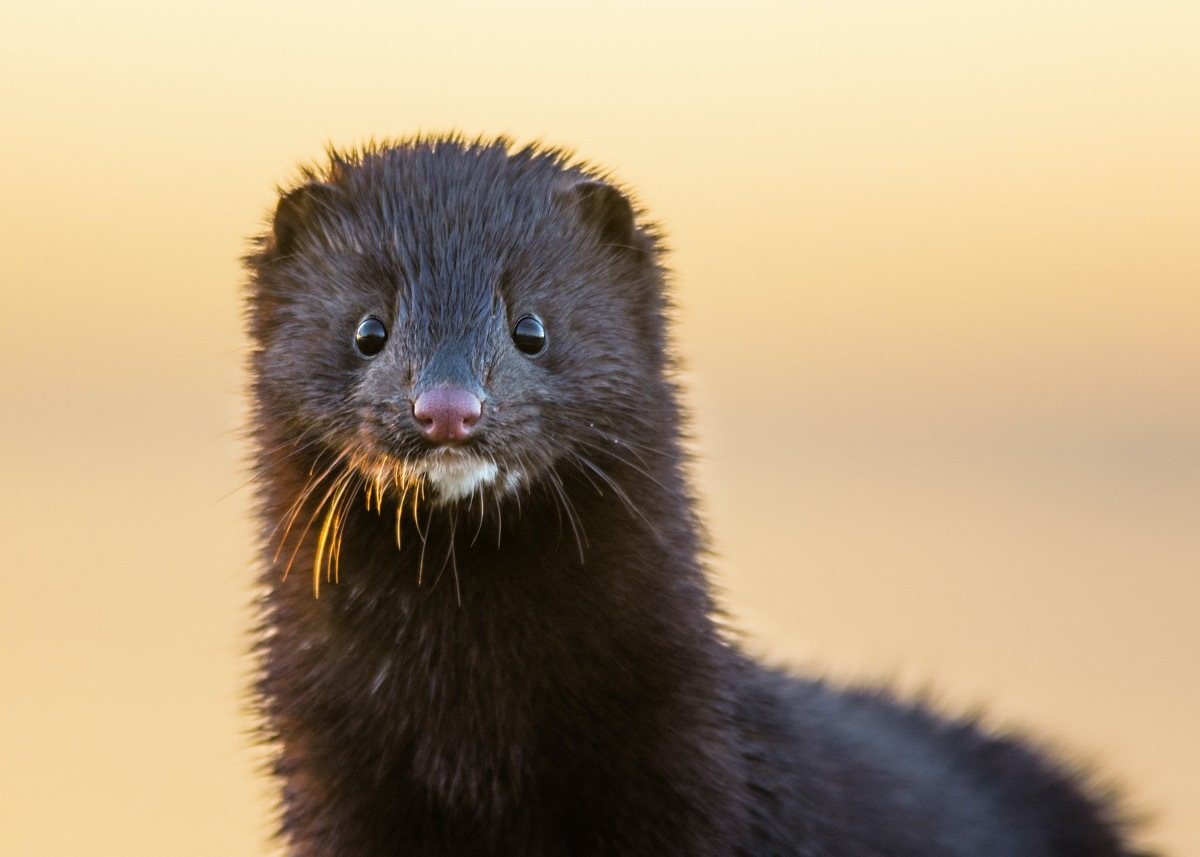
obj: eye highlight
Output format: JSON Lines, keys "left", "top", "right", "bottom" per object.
{"left": 354, "top": 316, "right": 388, "bottom": 357}
{"left": 512, "top": 315, "right": 547, "bottom": 356}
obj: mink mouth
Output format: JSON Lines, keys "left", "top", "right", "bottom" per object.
{"left": 284, "top": 443, "right": 524, "bottom": 598}
{"left": 346, "top": 433, "right": 524, "bottom": 506}
{"left": 412, "top": 447, "right": 507, "bottom": 502}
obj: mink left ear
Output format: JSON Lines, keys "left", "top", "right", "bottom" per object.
{"left": 568, "top": 179, "right": 639, "bottom": 252}
{"left": 266, "top": 181, "right": 337, "bottom": 259}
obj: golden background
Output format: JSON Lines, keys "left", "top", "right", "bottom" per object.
{"left": 1, "top": 2, "right": 1196, "bottom": 854}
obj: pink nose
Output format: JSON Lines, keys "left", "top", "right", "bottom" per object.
{"left": 412, "top": 387, "right": 482, "bottom": 443}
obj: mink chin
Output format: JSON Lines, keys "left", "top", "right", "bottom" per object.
{"left": 244, "top": 136, "right": 1149, "bottom": 856}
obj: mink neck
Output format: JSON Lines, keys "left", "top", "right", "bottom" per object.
{"left": 261, "top": 441, "right": 732, "bottom": 772}
{"left": 259, "top": 434, "right": 745, "bottom": 849}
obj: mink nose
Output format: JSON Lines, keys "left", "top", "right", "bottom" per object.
{"left": 412, "top": 387, "right": 482, "bottom": 443}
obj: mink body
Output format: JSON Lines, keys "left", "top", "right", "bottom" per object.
{"left": 246, "top": 137, "right": 1141, "bottom": 856}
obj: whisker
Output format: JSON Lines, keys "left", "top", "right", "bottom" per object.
{"left": 570, "top": 433, "right": 672, "bottom": 494}
{"left": 394, "top": 490, "right": 405, "bottom": 552}
{"left": 394, "top": 466, "right": 418, "bottom": 553}
{"left": 556, "top": 415, "right": 662, "bottom": 459}
{"left": 451, "top": 536, "right": 461, "bottom": 607}
{"left": 416, "top": 503, "right": 431, "bottom": 586}
{"left": 277, "top": 453, "right": 354, "bottom": 583}
{"left": 572, "top": 452, "right": 666, "bottom": 546}
{"left": 470, "top": 468, "right": 488, "bottom": 548}
{"left": 493, "top": 482, "right": 504, "bottom": 550}
{"left": 226, "top": 434, "right": 331, "bottom": 502}
{"left": 412, "top": 484, "right": 427, "bottom": 543}
{"left": 431, "top": 510, "right": 462, "bottom": 606}
{"left": 545, "top": 467, "right": 587, "bottom": 564}
{"left": 270, "top": 450, "right": 350, "bottom": 565}
{"left": 312, "top": 471, "right": 355, "bottom": 598}
{"left": 332, "top": 473, "right": 364, "bottom": 585}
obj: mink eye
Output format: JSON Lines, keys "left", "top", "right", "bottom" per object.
{"left": 354, "top": 316, "right": 388, "bottom": 357}
{"left": 512, "top": 315, "right": 547, "bottom": 356}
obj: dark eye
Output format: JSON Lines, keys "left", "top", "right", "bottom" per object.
{"left": 512, "top": 315, "right": 547, "bottom": 356}
{"left": 354, "top": 316, "right": 388, "bottom": 357}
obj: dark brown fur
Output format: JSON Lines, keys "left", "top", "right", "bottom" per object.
{"left": 245, "top": 136, "right": 1146, "bottom": 856}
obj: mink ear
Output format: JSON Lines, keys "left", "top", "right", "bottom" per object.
{"left": 567, "top": 179, "right": 638, "bottom": 252}
{"left": 267, "top": 182, "right": 336, "bottom": 258}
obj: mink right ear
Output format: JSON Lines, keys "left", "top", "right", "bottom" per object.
{"left": 566, "top": 179, "right": 638, "bottom": 252}
{"left": 266, "top": 182, "right": 336, "bottom": 258}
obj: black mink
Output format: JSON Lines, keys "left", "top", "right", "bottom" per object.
{"left": 245, "top": 136, "right": 1146, "bottom": 856}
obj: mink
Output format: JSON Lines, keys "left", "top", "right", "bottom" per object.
{"left": 244, "top": 136, "right": 1146, "bottom": 856}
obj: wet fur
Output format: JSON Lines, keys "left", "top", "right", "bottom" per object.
{"left": 245, "top": 137, "right": 1145, "bottom": 855}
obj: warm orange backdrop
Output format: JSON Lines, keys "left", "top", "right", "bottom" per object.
{"left": 2, "top": 3, "right": 1196, "bottom": 854}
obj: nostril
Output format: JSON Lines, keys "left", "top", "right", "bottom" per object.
{"left": 412, "top": 387, "right": 483, "bottom": 444}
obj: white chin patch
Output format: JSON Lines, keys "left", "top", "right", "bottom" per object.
{"left": 420, "top": 453, "right": 500, "bottom": 502}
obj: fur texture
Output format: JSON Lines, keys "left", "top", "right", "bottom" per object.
{"left": 245, "top": 136, "right": 1143, "bottom": 856}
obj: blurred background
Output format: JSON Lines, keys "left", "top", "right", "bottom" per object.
{"left": 1, "top": 1, "right": 1196, "bottom": 854}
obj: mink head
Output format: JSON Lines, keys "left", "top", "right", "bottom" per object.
{"left": 245, "top": 138, "right": 676, "bottom": 511}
